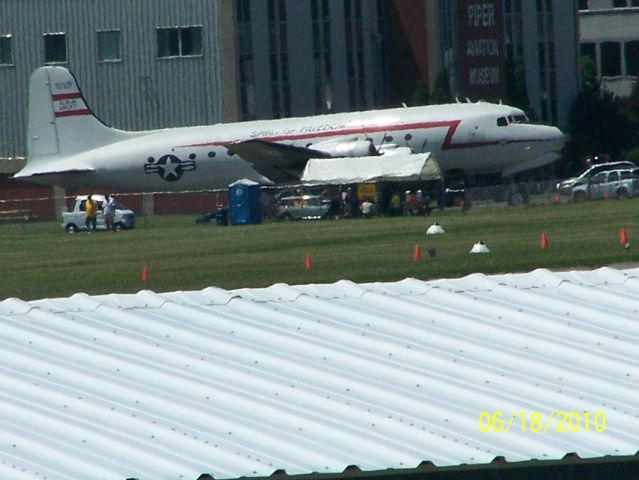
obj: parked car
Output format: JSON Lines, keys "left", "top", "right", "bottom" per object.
{"left": 61, "top": 195, "right": 136, "bottom": 232}
{"left": 570, "top": 168, "right": 639, "bottom": 201}
{"left": 556, "top": 161, "right": 636, "bottom": 196}
{"left": 276, "top": 194, "right": 331, "bottom": 221}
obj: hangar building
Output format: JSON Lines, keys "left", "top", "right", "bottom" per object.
{"left": 0, "top": 0, "right": 384, "bottom": 162}
{"left": 579, "top": 0, "right": 639, "bottom": 98}
{"left": 0, "top": 267, "right": 637, "bottom": 479}
{"left": 436, "top": 0, "right": 580, "bottom": 129}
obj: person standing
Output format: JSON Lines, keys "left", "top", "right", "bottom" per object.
{"left": 84, "top": 194, "right": 98, "bottom": 232}
{"left": 103, "top": 194, "right": 116, "bottom": 231}
{"left": 360, "top": 198, "right": 374, "bottom": 218}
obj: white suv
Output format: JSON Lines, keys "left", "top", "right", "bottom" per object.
{"left": 570, "top": 168, "right": 639, "bottom": 201}
{"left": 61, "top": 195, "right": 136, "bottom": 233}
{"left": 557, "top": 161, "right": 636, "bottom": 196}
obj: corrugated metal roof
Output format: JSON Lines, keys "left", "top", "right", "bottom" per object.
{"left": 0, "top": 267, "right": 638, "bottom": 480}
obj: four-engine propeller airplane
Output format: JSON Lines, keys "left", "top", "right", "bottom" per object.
{"left": 14, "top": 66, "right": 565, "bottom": 192}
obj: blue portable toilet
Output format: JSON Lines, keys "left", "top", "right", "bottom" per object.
{"left": 229, "top": 179, "right": 262, "bottom": 225}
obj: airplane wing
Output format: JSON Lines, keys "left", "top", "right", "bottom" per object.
{"left": 226, "top": 139, "right": 331, "bottom": 183}
{"left": 13, "top": 165, "right": 95, "bottom": 178}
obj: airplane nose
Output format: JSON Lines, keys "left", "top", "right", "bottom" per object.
{"left": 537, "top": 125, "right": 565, "bottom": 152}
{"left": 549, "top": 126, "right": 566, "bottom": 151}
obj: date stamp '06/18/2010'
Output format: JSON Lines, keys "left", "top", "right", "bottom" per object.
{"left": 479, "top": 411, "right": 607, "bottom": 433}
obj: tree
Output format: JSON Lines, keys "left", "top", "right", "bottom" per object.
{"left": 411, "top": 81, "right": 430, "bottom": 106}
{"left": 562, "top": 56, "right": 636, "bottom": 175}
{"left": 430, "top": 70, "right": 452, "bottom": 104}
{"left": 564, "top": 91, "right": 635, "bottom": 174}
{"left": 619, "top": 80, "right": 639, "bottom": 162}
{"left": 506, "top": 57, "right": 531, "bottom": 113}
{"left": 580, "top": 53, "right": 600, "bottom": 95}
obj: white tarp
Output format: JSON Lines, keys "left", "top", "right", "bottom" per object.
{"left": 301, "top": 152, "right": 441, "bottom": 185}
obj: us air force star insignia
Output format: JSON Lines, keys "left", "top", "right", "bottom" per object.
{"left": 144, "top": 154, "right": 196, "bottom": 182}
{"left": 158, "top": 156, "right": 181, "bottom": 180}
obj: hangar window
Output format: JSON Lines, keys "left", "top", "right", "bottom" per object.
{"left": 626, "top": 40, "right": 639, "bottom": 76}
{"left": 613, "top": 0, "right": 627, "bottom": 7}
{"left": 601, "top": 41, "right": 621, "bottom": 76}
{"left": 0, "top": 35, "right": 12, "bottom": 65}
{"left": 157, "top": 26, "right": 203, "bottom": 58}
{"left": 497, "top": 117, "right": 508, "bottom": 127}
{"left": 44, "top": 32, "right": 67, "bottom": 64}
{"left": 580, "top": 42, "right": 597, "bottom": 70}
{"left": 97, "top": 30, "right": 121, "bottom": 62}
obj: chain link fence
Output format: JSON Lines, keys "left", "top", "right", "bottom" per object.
{"left": 0, "top": 179, "right": 574, "bottom": 233}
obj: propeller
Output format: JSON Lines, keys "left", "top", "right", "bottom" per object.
{"left": 363, "top": 132, "right": 387, "bottom": 156}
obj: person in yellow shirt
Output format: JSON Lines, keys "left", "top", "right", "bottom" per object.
{"left": 84, "top": 194, "right": 98, "bottom": 232}
{"left": 388, "top": 192, "right": 401, "bottom": 217}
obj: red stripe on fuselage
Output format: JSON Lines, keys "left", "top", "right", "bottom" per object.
{"left": 177, "top": 120, "right": 463, "bottom": 149}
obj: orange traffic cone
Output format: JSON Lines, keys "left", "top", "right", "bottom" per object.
{"left": 305, "top": 254, "right": 312, "bottom": 270}
{"left": 603, "top": 191, "right": 610, "bottom": 200}
{"left": 620, "top": 228, "right": 629, "bottom": 246}
{"left": 540, "top": 232, "right": 549, "bottom": 250}
{"left": 553, "top": 193, "right": 561, "bottom": 205}
{"left": 141, "top": 264, "right": 149, "bottom": 288}
{"left": 413, "top": 244, "right": 422, "bottom": 261}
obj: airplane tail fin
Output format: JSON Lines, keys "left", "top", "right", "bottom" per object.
{"left": 27, "top": 66, "right": 133, "bottom": 160}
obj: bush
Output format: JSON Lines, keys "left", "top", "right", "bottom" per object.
{"left": 622, "top": 145, "right": 639, "bottom": 164}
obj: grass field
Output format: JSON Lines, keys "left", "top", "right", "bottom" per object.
{"left": 2, "top": 198, "right": 639, "bottom": 301}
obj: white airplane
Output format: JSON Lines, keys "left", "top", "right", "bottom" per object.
{"left": 14, "top": 66, "right": 565, "bottom": 192}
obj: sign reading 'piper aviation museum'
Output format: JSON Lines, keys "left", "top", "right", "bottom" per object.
{"left": 458, "top": 1, "right": 507, "bottom": 101}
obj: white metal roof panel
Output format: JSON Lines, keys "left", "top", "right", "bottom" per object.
{"left": 0, "top": 267, "right": 638, "bottom": 480}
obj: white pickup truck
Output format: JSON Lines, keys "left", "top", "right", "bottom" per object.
{"left": 61, "top": 195, "right": 136, "bottom": 233}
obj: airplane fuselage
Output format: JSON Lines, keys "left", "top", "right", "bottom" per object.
{"left": 16, "top": 66, "right": 565, "bottom": 192}
{"left": 30, "top": 104, "right": 564, "bottom": 192}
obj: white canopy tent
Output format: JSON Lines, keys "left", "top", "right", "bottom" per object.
{"left": 301, "top": 152, "right": 441, "bottom": 185}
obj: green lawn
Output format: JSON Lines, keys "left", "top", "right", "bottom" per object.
{"left": 1, "top": 198, "right": 638, "bottom": 301}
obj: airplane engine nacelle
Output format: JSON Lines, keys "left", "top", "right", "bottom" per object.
{"left": 314, "top": 140, "right": 377, "bottom": 158}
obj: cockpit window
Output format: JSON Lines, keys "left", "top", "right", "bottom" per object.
{"left": 512, "top": 114, "right": 529, "bottom": 124}
{"left": 497, "top": 116, "right": 508, "bottom": 127}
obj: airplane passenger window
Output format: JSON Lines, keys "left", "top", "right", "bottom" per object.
{"left": 497, "top": 117, "right": 508, "bottom": 127}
